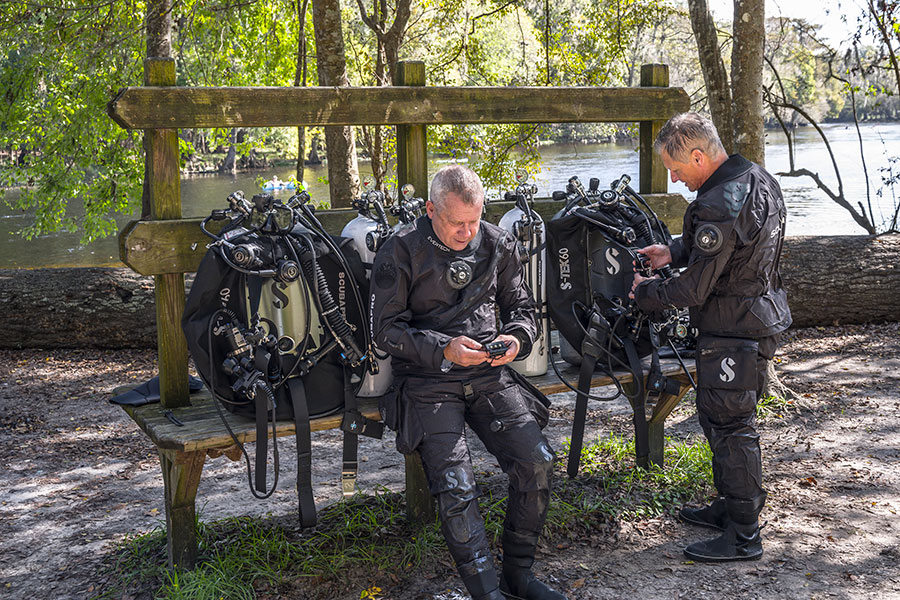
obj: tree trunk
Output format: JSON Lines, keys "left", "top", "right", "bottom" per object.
{"left": 780, "top": 234, "right": 900, "bottom": 327}
{"left": 730, "top": 0, "right": 766, "bottom": 165}
{"left": 687, "top": 0, "right": 734, "bottom": 153}
{"left": 219, "top": 145, "right": 237, "bottom": 175}
{"left": 295, "top": 0, "right": 311, "bottom": 186}
{"left": 0, "top": 268, "right": 160, "bottom": 349}
{"left": 142, "top": 0, "right": 174, "bottom": 218}
{"left": 311, "top": 0, "right": 359, "bottom": 208}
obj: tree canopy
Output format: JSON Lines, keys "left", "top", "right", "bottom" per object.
{"left": 1, "top": 0, "right": 898, "bottom": 240}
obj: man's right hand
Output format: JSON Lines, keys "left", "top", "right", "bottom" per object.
{"left": 443, "top": 335, "right": 490, "bottom": 367}
{"left": 636, "top": 244, "right": 672, "bottom": 270}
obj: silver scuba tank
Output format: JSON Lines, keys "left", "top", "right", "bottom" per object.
{"left": 498, "top": 171, "right": 549, "bottom": 376}
{"left": 341, "top": 177, "right": 394, "bottom": 397}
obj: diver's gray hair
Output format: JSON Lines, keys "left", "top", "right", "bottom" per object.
{"left": 429, "top": 164, "right": 484, "bottom": 210}
{"left": 653, "top": 112, "right": 727, "bottom": 162}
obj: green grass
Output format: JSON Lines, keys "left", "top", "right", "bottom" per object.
{"left": 101, "top": 436, "right": 714, "bottom": 599}
{"left": 756, "top": 393, "right": 796, "bottom": 420}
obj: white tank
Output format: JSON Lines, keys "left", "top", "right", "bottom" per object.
{"left": 498, "top": 207, "right": 549, "bottom": 376}
{"left": 341, "top": 212, "right": 393, "bottom": 397}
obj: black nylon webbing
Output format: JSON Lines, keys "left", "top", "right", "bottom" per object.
{"left": 624, "top": 338, "right": 649, "bottom": 466}
{"left": 288, "top": 377, "right": 317, "bottom": 527}
{"left": 566, "top": 351, "right": 600, "bottom": 479}
{"left": 341, "top": 371, "right": 359, "bottom": 498}
{"left": 254, "top": 391, "right": 268, "bottom": 493}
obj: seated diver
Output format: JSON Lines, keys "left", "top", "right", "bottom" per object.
{"left": 370, "top": 164, "right": 567, "bottom": 599}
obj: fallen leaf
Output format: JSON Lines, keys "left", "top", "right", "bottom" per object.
{"left": 572, "top": 578, "right": 586, "bottom": 589}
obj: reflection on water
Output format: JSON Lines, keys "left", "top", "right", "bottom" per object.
{"left": 2, "top": 122, "right": 899, "bottom": 268}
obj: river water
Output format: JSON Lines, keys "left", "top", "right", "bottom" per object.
{"left": 2, "top": 122, "right": 898, "bottom": 269}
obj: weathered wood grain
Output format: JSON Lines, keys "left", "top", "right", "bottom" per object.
{"left": 107, "top": 85, "right": 692, "bottom": 129}
{"left": 639, "top": 64, "right": 671, "bottom": 195}
{"left": 395, "top": 62, "right": 428, "bottom": 206}
{"left": 118, "top": 194, "right": 688, "bottom": 276}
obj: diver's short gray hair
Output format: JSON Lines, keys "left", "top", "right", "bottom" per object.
{"left": 653, "top": 112, "right": 727, "bottom": 162}
{"left": 429, "top": 164, "right": 484, "bottom": 210}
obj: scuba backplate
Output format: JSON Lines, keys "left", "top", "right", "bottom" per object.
{"left": 545, "top": 174, "right": 694, "bottom": 477}
{"left": 183, "top": 190, "right": 384, "bottom": 527}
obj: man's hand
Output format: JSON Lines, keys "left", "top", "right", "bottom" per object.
{"left": 636, "top": 244, "right": 672, "bottom": 270}
{"left": 443, "top": 334, "right": 520, "bottom": 367}
{"left": 629, "top": 272, "right": 659, "bottom": 299}
{"left": 443, "top": 335, "right": 490, "bottom": 367}
{"left": 485, "top": 334, "right": 520, "bottom": 367}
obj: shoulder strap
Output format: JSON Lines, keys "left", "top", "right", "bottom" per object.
{"left": 287, "top": 377, "right": 317, "bottom": 527}
{"left": 339, "top": 366, "right": 385, "bottom": 497}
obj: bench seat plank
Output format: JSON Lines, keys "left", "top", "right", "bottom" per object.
{"left": 122, "top": 394, "right": 380, "bottom": 452}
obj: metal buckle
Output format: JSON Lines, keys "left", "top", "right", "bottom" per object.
{"left": 341, "top": 461, "right": 358, "bottom": 497}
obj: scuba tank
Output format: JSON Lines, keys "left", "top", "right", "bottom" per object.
{"left": 498, "top": 170, "right": 549, "bottom": 376}
{"left": 341, "top": 176, "right": 395, "bottom": 398}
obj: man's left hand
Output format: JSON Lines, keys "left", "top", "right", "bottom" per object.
{"left": 487, "top": 334, "right": 520, "bottom": 367}
{"left": 629, "top": 273, "right": 659, "bottom": 299}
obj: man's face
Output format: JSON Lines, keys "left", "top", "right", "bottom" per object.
{"left": 660, "top": 148, "right": 708, "bottom": 192}
{"left": 426, "top": 191, "right": 483, "bottom": 251}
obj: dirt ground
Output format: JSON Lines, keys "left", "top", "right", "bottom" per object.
{"left": 1, "top": 323, "right": 899, "bottom": 600}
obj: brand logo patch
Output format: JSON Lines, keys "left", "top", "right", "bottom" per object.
{"left": 719, "top": 357, "right": 736, "bottom": 382}
{"left": 558, "top": 247, "right": 571, "bottom": 290}
{"left": 605, "top": 247, "right": 621, "bottom": 275}
{"left": 374, "top": 261, "right": 397, "bottom": 290}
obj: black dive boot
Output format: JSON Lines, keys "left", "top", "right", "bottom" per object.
{"left": 499, "top": 530, "right": 567, "bottom": 600}
{"left": 683, "top": 496, "right": 765, "bottom": 562}
{"left": 679, "top": 497, "right": 728, "bottom": 530}
{"left": 683, "top": 521, "right": 763, "bottom": 562}
{"left": 459, "top": 556, "right": 504, "bottom": 600}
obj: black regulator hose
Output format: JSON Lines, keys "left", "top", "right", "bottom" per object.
{"left": 206, "top": 308, "right": 279, "bottom": 499}
{"left": 297, "top": 242, "right": 365, "bottom": 364}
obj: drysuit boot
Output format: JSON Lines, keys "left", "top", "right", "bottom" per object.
{"left": 683, "top": 496, "right": 765, "bottom": 562}
{"left": 683, "top": 521, "right": 763, "bottom": 562}
{"left": 679, "top": 497, "right": 728, "bottom": 530}
{"left": 459, "top": 556, "right": 503, "bottom": 600}
{"left": 499, "top": 530, "right": 567, "bottom": 600}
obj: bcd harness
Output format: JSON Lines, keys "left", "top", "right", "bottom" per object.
{"left": 546, "top": 175, "right": 696, "bottom": 477}
{"left": 183, "top": 190, "right": 384, "bottom": 527}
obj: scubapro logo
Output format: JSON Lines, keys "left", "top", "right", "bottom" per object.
{"left": 558, "top": 247, "right": 571, "bottom": 290}
{"left": 719, "top": 357, "right": 736, "bottom": 382}
{"left": 271, "top": 282, "right": 289, "bottom": 309}
{"left": 605, "top": 247, "right": 621, "bottom": 275}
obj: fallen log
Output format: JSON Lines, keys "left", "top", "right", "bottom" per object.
{"left": 0, "top": 234, "right": 896, "bottom": 349}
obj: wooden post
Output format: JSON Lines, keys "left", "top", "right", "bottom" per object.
{"left": 404, "top": 452, "right": 435, "bottom": 524}
{"left": 639, "top": 64, "right": 670, "bottom": 195}
{"left": 159, "top": 449, "right": 205, "bottom": 569}
{"left": 145, "top": 56, "right": 190, "bottom": 408}
{"left": 394, "top": 61, "right": 428, "bottom": 199}
{"left": 393, "top": 61, "right": 434, "bottom": 524}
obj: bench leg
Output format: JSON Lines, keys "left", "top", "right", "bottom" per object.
{"left": 647, "top": 378, "right": 694, "bottom": 468}
{"left": 159, "top": 449, "right": 206, "bottom": 569}
{"left": 405, "top": 451, "right": 435, "bottom": 525}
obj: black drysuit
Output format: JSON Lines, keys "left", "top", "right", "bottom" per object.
{"left": 370, "top": 216, "right": 554, "bottom": 592}
{"left": 634, "top": 154, "right": 792, "bottom": 522}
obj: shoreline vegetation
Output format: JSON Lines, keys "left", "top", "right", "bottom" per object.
{"left": 0, "top": 117, "right": 894, "bottom": 186}
{"left": 177, "top": 118, "right": 884, "bottom": 178}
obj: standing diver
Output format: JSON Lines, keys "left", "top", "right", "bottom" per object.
{"left": 370, "top": 165, "right": 566, "bottom": 599}
{"left": 631, "top": 112, "right": 792, "bottom": 562}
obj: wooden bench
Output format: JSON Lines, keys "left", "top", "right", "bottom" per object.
{"left": 120, "top": 355, "right": 694, "bottom": 569}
